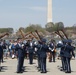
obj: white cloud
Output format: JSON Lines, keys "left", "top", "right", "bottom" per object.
{"left": 17, "top": 6, "right": 47, "bottom": 11}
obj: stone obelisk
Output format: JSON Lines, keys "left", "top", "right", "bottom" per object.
{"left": 47, "top": 0, "right": 52, "bottom": 22}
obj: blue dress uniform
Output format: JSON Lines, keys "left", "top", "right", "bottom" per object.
{"left": 48, "top": 42, "right": 56, "bottom": 62}
{"left": 16, "top": 43, "right": 25, "bottom": 73}
{"left": 64, "top": 39, "right": 75, "bottom": 73}
{"left": 35, "top": 41, "right": 42, "bottom": 70}
{"left": 39, "top": 39, "right": 48, "bottom": 73}
{"left": 57, "top": 39, "right": 67, "bottom": 71}
{"left": 0, "top": 45, "right": 3, "bottom": 71}
{"left": 28, "top": 41, "right": 34, "bottom": 64}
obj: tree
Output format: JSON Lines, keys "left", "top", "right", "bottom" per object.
{"left": 54, "top": 22, "right": 64, "bottom": 31}
{"left": 45, "top": 22, "right": 68, "bottom": 40}
{"left": 45, "top": 22, "right": 54, "bottom": 32}
{"left": 24, "top": 24, "right": 45, "bottom": 33}
{"left": 73, "top": 24, "right": 76, "bottom": 34}
{"left": 54, "top": 22, "right": 68, "bottom": 39}
{"left": 0, "top": 28, "right": 14, "bottom": 34}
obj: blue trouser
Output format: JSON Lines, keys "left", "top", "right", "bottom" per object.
{"left": 1, "top": 55, "right": 3, "bottom": 63}
{"left": 40, "top": 57, "right": 46, "bottom": 72}
{"left": 0, "top": 57, "right": 1, "bottom": 69}
{"left": 9, "top": 50, "right": 12, "bottom": 57}
{"left": 61, "top": 56, "right": 66, "bottom": 70}
{"left": 0, "top": 61, "right": 1, "bottom": 71}
{"left": 37, "top": 54, "right": 41, "bottom": 68}
{"left": 0, "top": 55, "right": 3, "bottom": 62}
{"left": 21, "top": 57, "right": 24, "bottom": 69}
{"left": 51, "top": 52, "right": 55, "bottom": 62}
{"left": 29, "top": 53, "right": 33, "bottom": 64}
{"left": 17, "top": 57, "right": 24, "bottom": 72}
{"left": 65, "top": 57, "right": 71, "bottom": 72}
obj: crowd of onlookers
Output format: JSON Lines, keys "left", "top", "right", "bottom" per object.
{"left": 0, "top": 39, "right": 19, "bottom": 60}
{"left": 0, "top": 39, "right": 36, "bottom": 62}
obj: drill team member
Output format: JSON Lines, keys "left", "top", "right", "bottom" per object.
{"left": 57, "top": 39, "right": 67, "bottom": 71}
{"left": 0, "top": 43, "right": 3, "bottom": 71}
{"left": 39, "top": 39, "right": 48, "bottom": 73}
{"left": 28, "top": 40, "right": 34, "bottom": 64}
{"left": 64, "top": 39, "right": 75, "bottom": 73}
{"left": 16, "top": 38, "right": 25, "bottom": 73}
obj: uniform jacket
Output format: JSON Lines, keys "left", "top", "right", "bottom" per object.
{"left": 0, "top": 45, "right": 3, "bottom": 59}
{"left": 39, "top": 44, "right": 48, "bottom": 58}
{"left": 64, "top": 44, "right": 75, "bottom": 58}
{"left": 57, "top": 43, "right": 65, "bottom": 57}
{"left": 15, "top": 43, "right": 25, "bottom": 58}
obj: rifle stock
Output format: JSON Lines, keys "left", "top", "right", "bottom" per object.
{"left": 35, "top": 30, "right": 42, "bottom": 41}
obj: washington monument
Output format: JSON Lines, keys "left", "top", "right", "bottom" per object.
{"left": 47, "top": 0, "right": 52, "bottom": 22}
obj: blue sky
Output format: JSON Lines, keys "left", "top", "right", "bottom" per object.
{"left": 0, "top": 0, "right": 76, "bottom": 31}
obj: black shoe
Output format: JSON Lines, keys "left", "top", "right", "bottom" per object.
{"left": 41, "top": 71, "right": 44, "bottom": 73}
{"left": 41, "top": 71, "right": 47, "bottom": 73}
{"left": 16, "top": 71, "right": 23, "bottom": 73}
{"left": 0, "top": 69, "right": 1, "bottom": 71}
{"left": 21, "top": 69, "right": 25, "bottom": 72}
{"left": 43, "top": 71, "right": 47, "bottom": 73}
{"left": 60, "top": 69, "right": 63, "bottom": 71}
{"left": 29, "top": 63, "right": 33, "bottom": 65}
{"left": 37, "top": 67, "right": 40, "bottom": 68}
{"left": 65, "top": 71, "right": 71, "bottom": 73}
{"left": 68, "top": 71, "right": 71, "bottom": 73}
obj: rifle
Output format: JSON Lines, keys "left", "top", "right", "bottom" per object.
{"left": 35, "top": 30, "right": 42, "bottom": 42}
{"left": 0, "top": 33, "right": 9, "bottom": 39}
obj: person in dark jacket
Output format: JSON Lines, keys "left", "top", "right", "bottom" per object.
{"left": 39, "top": 39, "right": 48, "bottom": 73}
{"left": 2, "top": 40, "right": 7, "bottom": 59}
{"left": 28, "top": 40, "right": 34, "bottom": 64}
{"left": 16, "top": 38, "right": 26, "bottom": 73}
{"left": 34, "top": 41, "right": 42, "bottom": 71}
{"left": 58, "top": 39, "right": 67, "bottom": 71}
{"left": 64, "top": 39, "right": 75, "bottom": 73}
{"left": 48, "top": 39, "right": 56, "bottom": 62}
{"left": 0, "top": 44, "right": 3, "bottom": 71}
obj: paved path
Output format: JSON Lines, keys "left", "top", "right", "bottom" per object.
{"left": 0, "top": 58, "right": 76, "bottom": 75}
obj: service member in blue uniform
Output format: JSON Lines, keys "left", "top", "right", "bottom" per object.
{"left": 16, "top": 38, "right": 26, "bottom": 73}
{"left": 28, "top": 40, "right": 34, "bottom": 64}
{"left": 57, "top": 39, "right": 67, "bottom": 71}
{"left": 0, "top": 46, "right": 3, "bottom": 71}
{"left": 0, "top": 42, "right": 3, "bottom": 71}
{"left": 39, "top": 39, "right": 48, "bottom": 73}
{"left": 34, "top": 40, "right": 42, "bottom": 71}
{"left": 64, "top": 39, "right": 75, "bottom": 73}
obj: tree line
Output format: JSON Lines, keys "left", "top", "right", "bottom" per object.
{"left": 0, "top": 28, "right": 14, "bottom": 34}
{"left": 0, "top": 22, "right": 76, "bottom": 34}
